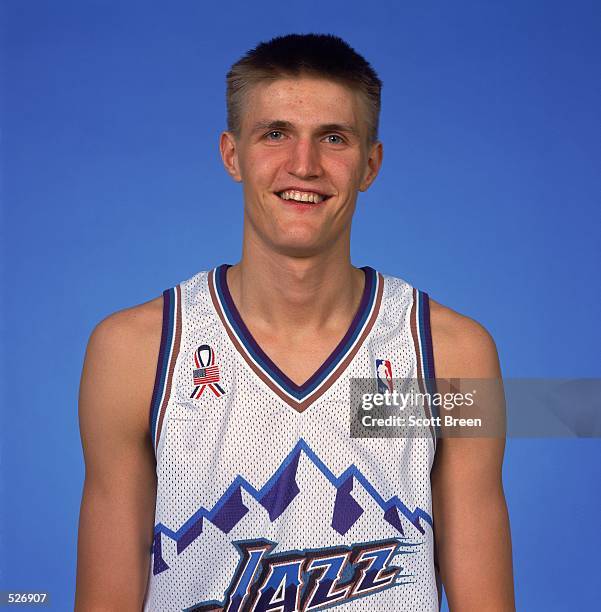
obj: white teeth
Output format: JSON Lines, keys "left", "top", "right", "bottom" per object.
{"left": 278, "top": 190, "right": 325, "bottom": 203}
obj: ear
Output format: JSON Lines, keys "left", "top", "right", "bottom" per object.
{"left": 219, "top": 131, "right": 242, "bottom": 182}
{"left": 359, "top": 140, "right": 383, "bottom": 192}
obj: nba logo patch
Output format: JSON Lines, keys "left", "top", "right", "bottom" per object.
{"left": 375, "top": 359, "right": 393, "bottom": 393}
{"left": 190, "top": 344, "right": 226, "bottom": 398}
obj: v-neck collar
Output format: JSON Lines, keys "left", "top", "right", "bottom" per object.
{"left": 208, "top": 264, "right": 384, "bottom": 412}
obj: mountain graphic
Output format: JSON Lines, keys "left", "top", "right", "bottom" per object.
{"left": 152, "top": 438, "right": 432, "bottom": 575}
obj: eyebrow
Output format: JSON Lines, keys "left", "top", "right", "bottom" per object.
{"left": 251, "top": 120, "right": 360, "bottom": 137}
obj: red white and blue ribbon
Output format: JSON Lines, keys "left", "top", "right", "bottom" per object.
{"left": 190, "top": 344, "right": 225, "bottom": 398}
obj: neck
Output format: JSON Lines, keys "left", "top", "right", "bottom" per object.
{"left": 226, "top": 237, "right": 365, "bottom": 334}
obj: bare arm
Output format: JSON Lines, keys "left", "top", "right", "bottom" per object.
{"left": 75, "top": 298, "right": 163, "bottom": 611}
{"left": 430, "top": 300, "right": 515, "bottom": 611}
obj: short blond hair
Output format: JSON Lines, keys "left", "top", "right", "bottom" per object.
{"left": 226, "top": 34, "right": 382, "bottom": 144}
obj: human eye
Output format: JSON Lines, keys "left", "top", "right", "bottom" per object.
{"left": 265, "top": 130, "right": 285, "bottom": 141}
{"left": 323, "top": 134, "right": 345, "bottom": 145}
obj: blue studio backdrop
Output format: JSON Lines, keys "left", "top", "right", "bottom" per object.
{"left": 2, "top": 1, "right": 600, "bottom": 610}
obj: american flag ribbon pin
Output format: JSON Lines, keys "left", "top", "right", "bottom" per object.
{"left": 190, "top": 344, "right": 226, "bottom": 398}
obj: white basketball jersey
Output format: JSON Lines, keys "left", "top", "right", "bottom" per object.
{"left": 143, "top": 265, "right": 440, "bottom": 611}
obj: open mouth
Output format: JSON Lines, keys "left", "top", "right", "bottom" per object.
{"left": 275, "top": 190, "right": 332, "bottom": 204}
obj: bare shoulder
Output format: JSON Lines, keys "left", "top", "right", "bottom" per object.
{"left": 76, "top": 295, "right": 164, "bottom": 609}
{"left": 89, "top": 295, "right": 164, "bottom": 354}
{"left": 428, "top": 298, "right": 515, "bottom": 609}
{"left": 428, "top": 298, "right": 501, "bottom": 379}
{"left": 80, "top": 295, "right": 164, "bottom": 444}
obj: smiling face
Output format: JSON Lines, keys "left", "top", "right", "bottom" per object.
{"left": 220, "top": 75, "right": 383, "bottom": 258}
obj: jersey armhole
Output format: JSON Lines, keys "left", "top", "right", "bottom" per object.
{"left": 418, "top": 290, "right": 437, "bottom": 382}
{"left": 149, "top": 286, "right": 182, "bottom": 457}
{"left": 412, "top": 288, "right": 439, "bottom": 449}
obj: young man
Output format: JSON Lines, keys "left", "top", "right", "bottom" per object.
{"left": 76, "top": 34, "right": 515, "bottom": 611}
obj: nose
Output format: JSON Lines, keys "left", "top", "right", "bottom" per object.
{"left": 285, "top": 137, "right": 323, "bottom": 179}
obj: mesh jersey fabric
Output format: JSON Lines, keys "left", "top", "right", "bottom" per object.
{"left": 144, "top": 265, "right": 440, "bottom": 612}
